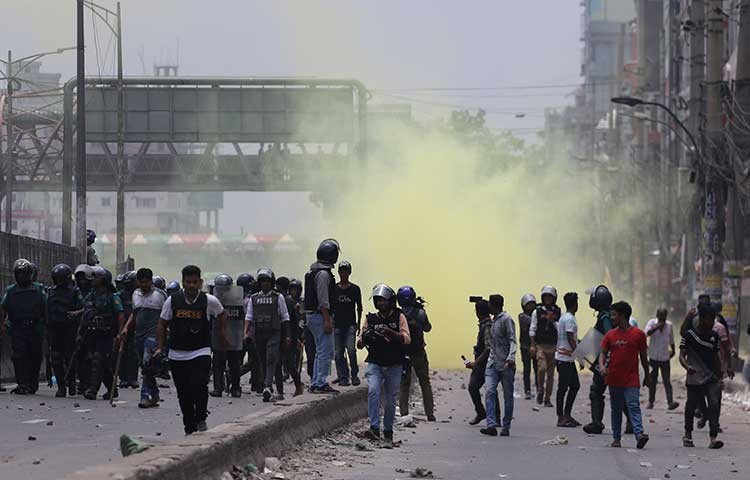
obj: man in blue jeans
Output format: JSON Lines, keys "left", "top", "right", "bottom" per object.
{"left": 334, "top": 261, "right": 362, "bottom": 386}
{"left": 118, "top": 268, "right": 167, "bottom": 408}
{"left": 357, "top": 284, "right": 411, "bottom": 447}
{"left": 599, "top": 301, "right": 650, "bottom": 449}
{"left": 304, "top": 239, "right": 340, "bottom": 394}
{"left": 481, "top": 294, "right": 517, "bottom": 437}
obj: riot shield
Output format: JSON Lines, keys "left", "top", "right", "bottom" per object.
{"left": 212, "top": 285, "right": 245, "bottom": 351}
{"left": 572, "top": 327, "right": 604, "bottom": 368}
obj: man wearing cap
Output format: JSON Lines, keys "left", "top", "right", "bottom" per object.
{"left": 518, "top": 294, "right": 537, "bottom": 400}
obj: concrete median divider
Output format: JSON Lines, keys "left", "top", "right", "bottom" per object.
{"left": 64, "top": 386, "right": 368, "bottom": 480}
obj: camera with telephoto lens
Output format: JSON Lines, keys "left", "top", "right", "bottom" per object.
{"left": 469, "top": 296, "right": 485, "bottom": 303}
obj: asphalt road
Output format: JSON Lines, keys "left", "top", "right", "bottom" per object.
{"left": 276, "top": 369, "right": 750, "bottom": 480}
{"left": 0, "top": 373, "right": 323, "bottom": 480}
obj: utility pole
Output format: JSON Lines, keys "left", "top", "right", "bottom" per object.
{"left": 4, "top": 51, "right": 12, "bottom": 233}
{"left": 76, "top": 0, "right": 87, "bottom": 259}
{"left": 703, "top": 0, "right": 725, "bottom": 301}
{"left": 116, "top": 1, "right": 125, "bottom": 269}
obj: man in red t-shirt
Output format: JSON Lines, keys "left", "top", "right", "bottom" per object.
{"left": 599, "top": 301, "right": 650, "bottom": 449}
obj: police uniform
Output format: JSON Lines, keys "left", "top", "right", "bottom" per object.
{"left": 47, "top": 282, "right": 84, "bottom": 396}
{"left": 117, "top": 285, "right": 138, "bottom": 388}
{"left": 83, "top": 288, "right": 124, "bottom": 399}
{"left": 211, "top": 293, "right": 245, "bottom": 397}
{"left": 275, "top": 293, "right": 303, "bottom": 395}
{"left": 1, "top": 282, "right": 47, "bottom": 393}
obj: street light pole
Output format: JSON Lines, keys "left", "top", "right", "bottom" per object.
{"left": 4, "top": 50, "right": 13, "bottom": 233}
{"left": 76, "top": 0, "right": 87, "bottom": 260}
{"left": 116, "top": 1, "right": 125, "bottom": 269}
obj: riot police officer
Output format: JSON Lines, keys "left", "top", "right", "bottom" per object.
{"left": 277, "top": 277, "right": 304, "bottom": 397}
{"left": 210, "top": 274, "right": 245, "bottom": 398}
{"left": 73, "top": 264, "right": 94, "bottom": 393}
{"left": 238, "top": 273, "right": 262, "bottom": 393}
{"left": 245, "top": 268, "right": 291, "bottom": 402}
{"left": 0, "top": 259, "right": 47, "bottom": 394}
{"left": 83, "top": 267, "right": 125, "bottom": 400}
{"left": 86, "top": 229, "right": 99, "bottom": 266}
{"left": 397, "top": 286, "right": 435, "bottom": 421}
{"left": 166, "top": 281, "right": 181, "bottom": 296}
{"left": 118, "top": 271, "right": 139, "bottom": 389}
{"left": 153, "top": 276, "right": 166, "bottom": 292}
{"left": 47, "top": 264, "right": 84, "bottom": 397}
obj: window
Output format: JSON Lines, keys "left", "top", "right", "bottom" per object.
{"left": 101, "top": 196, "right": 112, "bottom": 207}
{"left": 135, "top": 197, "right": 156, "bottom": 208}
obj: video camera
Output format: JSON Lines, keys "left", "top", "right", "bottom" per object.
{"left": 469, "top": 296, "right": 485, "bottom": 303}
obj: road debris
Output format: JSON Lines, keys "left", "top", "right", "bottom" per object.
{"left": 120, "top": 434, "right": 149, "bottom": 457}
{"left": 539, "top": 435, "right": 568, "bottom": 446}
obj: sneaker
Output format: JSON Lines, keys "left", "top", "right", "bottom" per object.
{"left": 230, "top": 389, "right": 241, "bottom": 398}
{"left": 275, "top": 393, "right": 285, "bottom": 401}
{"left": 351, "top": 377, "right": 361, "bottom": 386}
{"left": 83, "top": 391, "right": 97, "bottom": 400}
{"left": 583, "top": 423, "right": 604, "bottom": 434}
{"left": 383, "top": 430, "right": 394, "bottom": 447}
{"left": 427, "top": 415, "right": 437, "bottom": 422}
{"left": 138, "top": 399, "right": 159, "bottom": 408}
{"left": 646, "top": 402, "right": 654, "bottom": 410}
{"left": 68, "top": 385, "right": 77, "bottom": 396}
{"left": 536, "top": 392, "right": 543, "bottom": 405}
{"left": 196, "top": 420, "right": 208, "bottom": 432}
{"left": 118, "top": 380, "right": 129, "bottom": 389}
{"left": 469, "top": 414, "right": 486, "bottom": 426}
{"left": 294, "top": 384, "right": 305, "bottom": 397}
{"left": 610, "top": 439, "right": 622, "bottom": 448}
{"left": 128, "top": 380, "right": 139, "bottom": 389}
{"left": 568, "top": 417, "right": 582, "bottom": 427}
{"left": 499, "top": 428, "right": 510, "bottom": 437}
{"left": 636, "top": 434, "right": 649, "bottom": 449}
{"left": 668, "top": 402, "right": 680, "bottom": 411}
{"left": 524, "top": 392, "right": 532, "bottom": 400}
{"left": 55, "top": 387, "right": 67, "bottom": 398}
{"left": 10, "top": 385, "right": 29, "bottom": 395}
{"left": 543, "top": 401, "right": 553, "bottom": 408}
{"left": 682, "top": 435, "right": 694, "bottom": 447}
{"left": 332, "top": 378, "right": 340, "bottom": 384}
{"left": 209, "top": 390, "right": 223, "bottom": 398}
{"left": 708, "top": 438, "right": 724, "bottom": 449}
{"left": 480, "top": 426, "right": 498, "bottom": 437}
{"left": 338, "top": 379, "right": 351, "bottom": 387}
{"left": 315, "top": 384, "right": 340, "bottom": 394}
{"left": 184, "top": 426, "right": 197, "bottom": 436}
{"left": 262, "top": 388, "right": 273, "bottom": 402}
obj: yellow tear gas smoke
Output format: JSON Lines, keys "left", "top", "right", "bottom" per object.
{"left": 318, "top": 121, "right": 643, "bottom": 368}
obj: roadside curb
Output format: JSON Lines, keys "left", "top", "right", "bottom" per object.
{"left": 64, "top": 386, "right": 368, "bottom": 480}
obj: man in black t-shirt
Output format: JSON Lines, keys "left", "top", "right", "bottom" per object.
{"left": 333, "top": 261, "right": 363, "bottom": 386}
{"left": 679, "top": 303, "right": 724, "bottom": 449}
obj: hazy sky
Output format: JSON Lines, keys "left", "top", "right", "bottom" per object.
{"left": 3, "top": 0, "right": 583, "bottom": 234}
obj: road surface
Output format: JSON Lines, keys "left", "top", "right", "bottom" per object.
{"left": 274, "top": 370, "right": 750, "bottom": 480}
{"left": 0, "top": 374, "right": 316, "bottom": 480}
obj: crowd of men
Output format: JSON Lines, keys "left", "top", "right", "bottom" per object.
{"left": 0, "top": 238, "right": 435, "bottom": 443}
{"left": 464, "top": 284, "right": 736, "bottom": 449}
{"left": 0, "top": 237, "right": 740, "bottom": 449}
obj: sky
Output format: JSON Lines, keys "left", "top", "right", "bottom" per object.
{"left": 2, "top": 0, "right": 583, "bottom": 235}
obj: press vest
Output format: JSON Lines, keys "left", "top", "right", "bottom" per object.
{"left": 364, "top": 309, "right": 405, "bottom": 367}
{"left": 403, "top": 306, "right": 426, "bottom": 355}
{"left": 47, "top": 284, "right": 78, "bottom": 324}
{"left": 169, "top": 291, "right": 211, "bottom": 351}
{"left": 252, "top": 291, "right": 281, "bottom": 331}
{"left": 534, "top": 305, "right": 560, "bottom": 345}
{"left": 304, "top": 268, "right": 336, "bottom": 314}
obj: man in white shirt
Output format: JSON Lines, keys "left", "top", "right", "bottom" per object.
{"left": 155, "top": 265, "right": 226, "bottom": 435}
{"left": 644, "top": 308, "right": 679, "bottom": 410}
{"left": 555, "top": 293, "right": 580, "bottom": 427}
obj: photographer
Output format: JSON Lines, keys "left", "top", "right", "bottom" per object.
{"left": 397, "top": 286, "right": 435, "bottom": 422}
{"left": 465, "top": 299, "right": 493, "bottom": 425}
{"left": 357, "top": 284, "right": 411, "bottom": 447}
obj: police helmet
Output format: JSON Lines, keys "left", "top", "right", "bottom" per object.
{"left": 540, "top": 285, "right": 557, "bottom": 301}
{"left": 166, "top": 280, "right": 181, "bottom": 295}
{"left": 51, "top": 263, "right": 73, "bottom": 283}
{"left": 236, "top": 273, "right": 255, "bottom": 293}
{"left": 122, "top": 270, "right": 137, "bottom": 289}
{"left": 214, "top": 273, "right": 233, "bottom": 287}
{"left": 74, "top": 264, "right": 94, "bottom": 281}
{"left": 588, "top": 285, "right": 613, "bottom": 311}
{"left": 12, "top": 258, "right": 33, "bottom": 274}
{"left": 316, "top": 238, "right": 340, "bottom": 265}
{"left": 397, "top": 286, "right": 417, "bottom": 307}
{"left": 153, "top": 275, "right": 166, "bottom": 290}
{"left": 256, "top": 268, "right": 275, "bottom": 283}
{"left": 115, "top": 273, "right": 125, "bottom": 289}
{"left": 91, "top": 266, "right": 108, "bottom": 280}
{"left": 86, "top": 229, "right": 96, "bottom": 245}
